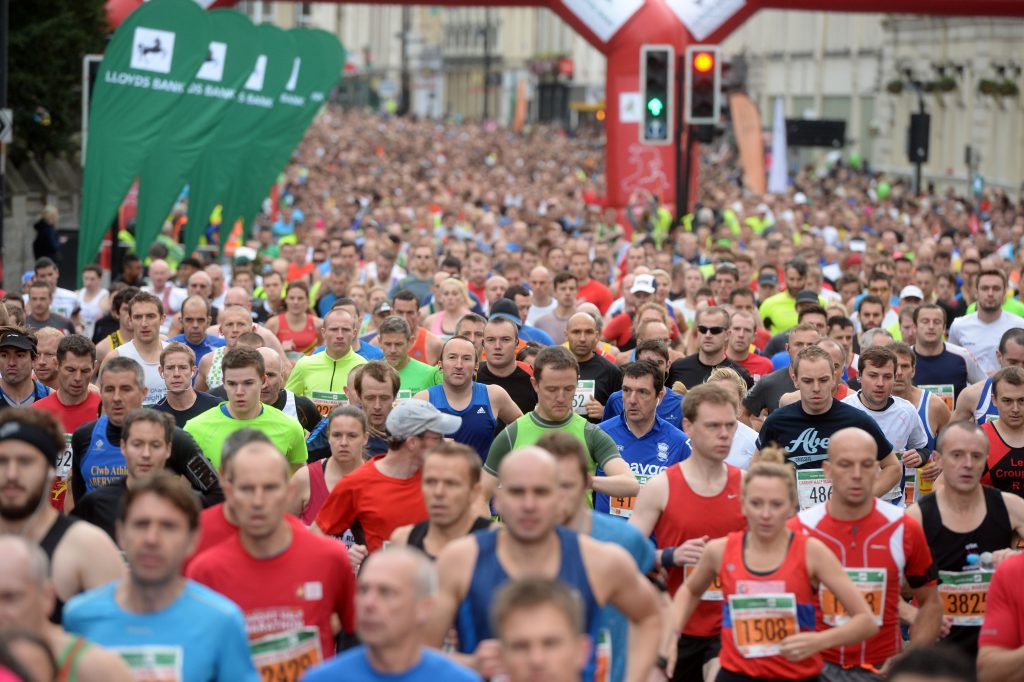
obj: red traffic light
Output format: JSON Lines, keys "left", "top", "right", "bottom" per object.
{"left": 693, "top": 52, "right": 715, "bottom": 73}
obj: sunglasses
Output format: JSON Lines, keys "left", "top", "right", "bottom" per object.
{"left": 697, "top": 326, "right": 726, "bottom": 335}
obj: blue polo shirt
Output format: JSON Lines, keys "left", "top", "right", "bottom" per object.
{"left": 602, "top": 389, "right": 683, "bottom": 430}
{"left": 595, "top": 414, "right": 690, "bottom": 516}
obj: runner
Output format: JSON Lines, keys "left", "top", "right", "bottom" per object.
{"left": 93, "top": 287, "right": 137, "bottom": 368}
{"left": 313, "top": 401, "right": 460, "bottom": 558}
{"left": 389, "top": 441, "right": 493, "bottom": 559}
{"left": 184, "top": 347, "right": 307, "bottom": 472}
{"left": 0, "top": 536, "right": 133, "bottom": 682}
{"left": 672, "top": 445, "right": 878, "bottom": 681}
{"left": 979, "top": 366, "right": 1024, "bottom": 497}
{"left": 63, "top": 472, "right": 258, "bottom": 681}
{"left": 605, "top": 340, "right": 684, "bottom": 429}
{"left": 68, "top": 357, "right": 222, "bottom": 513}
{"left": 377, "top": 315, "right": 439, "bottom": 394}
{"left": 840, "top": 346, "right": 928, "bottom": 506}
{"left": 31, "top": 334, "right": 101, "bottom": 509}
{"left": 0, "top": 408, "right": 125, "bottom": 625}
{"left": 71, "top": 409, "right": 179, "bottom": 540}
{"left": 25, "top": 281, "right": 76, "bottom": 335}
{"left": 596, "top": 361, "right": 689, "bottom": 519}
{"left": 266, "top": 281, "right": 323, "bottom": 359}
{"left": 889, "top": 646, "right": 977, "bottom": 682}
{"left": 891, "top": 342, "right": 951, "bottom": 452}
{"left": 978, "top": 552, "right": 1024, "bottom": 681}
{"left": 0, "top": 327, "right": 51, "bottom": 411}
{"left": 492, "top": 578, "right": 590, "bottom": 682}
{"left": 543, "top": 431, "right": 656, "bottom": 682}
{"left": 667, "top": 307, "right": 753, "bottom": 391}
{"left": 741, "top": 322, "right": 821, "bottom": 429}
{"left": 907, "top": 420, "right": 1024, "bottom": 659}
{"left": 566, "top": 312, "right": 624, "bottom": 423}
{"left": 32, "top": 327, "right": 63, "bottom": 391}
{"left": 152, "top": 342, "right": 221, "bottom": 428}
{"left": 101, "top": 292, "right": 168, "bottom": 406}
{"left": 253, "top": 346, "right": 321, "bottom": 434}
{"left": 726, "top": 310, "right": 774, "bottom": 383}
{"left": 195, "top": 305, "right": 265, "bottom": 392}
{"left": 284, "top": 307, "right": 367, "bottom": 402}
{"left": 166, "top": 295, "right": 225, "bottom": 363}
{"left": 389, "top": 288, "right": 443, "bottom": 366}
{"left": 428, "top": 447, "right": 662, "bottom": 681}
{"left": 949, "top": 269, "right": 1024, "bottom": 375}
{"left": 350, "top": 361, "right": 401, "bottom": 458}
{"left": 534, "top": 272, "right": 579, "bottom": 346}
{"left": 416, "top": 336, "right": 521, "bottom": 460}
{"left": 755, "top": 345, "right": 900, "bottom": 504}
{"left": 953, "top": 328, "right": 1024, "bottom": 424}
{"left": 289, "top": 406, "right": 367, "bottom": 544}
{"left": 477, "top": 316, "right": 538, "bottom": 414}
{"left": 792, "top": 428, "right": 941, "bottom": 680}
{"left": 301, "top": 547, "right": 480, "bottom": 681}
{"left": 912, "top": 304, "right": 981, "bottom": 400}
{"left": 630, "top": 383, "right": 747, "bottom": 682}
{"left": 187, "top": 439, "right": 355, "bottom": 680}
{"left": 482, "top": 346, "right": 638, "bottom": 507}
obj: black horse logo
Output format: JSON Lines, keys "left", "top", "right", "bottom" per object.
{"left": 137, "top": 38, "right": 165, "bottom": 59}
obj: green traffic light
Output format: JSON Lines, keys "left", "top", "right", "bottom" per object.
{"left": 647, "top": 97, "right": 664, "bottom": 117}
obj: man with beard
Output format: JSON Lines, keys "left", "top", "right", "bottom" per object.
{"left": 950, "top": 270, "right": 1024, "bottom": 376}
{"left": 0, "top": 408, "right": 124, "bottom": 624}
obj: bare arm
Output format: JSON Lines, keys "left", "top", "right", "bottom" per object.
{"left": 628, "top": 472, "right": 669, "bottom": 537}
{"left": 487, "top": 385, "right": 523, "bottom": 425}
{"left": 477, "top": 471, "right": 499, "bottom": 518}
{"left": 592, "top": 457, "right": 641, "bottom": 498}
{"left": 195, "top": 353, "right": 213, "bottom": 393}
{"left": 412, "top": 389, "right": 430, "bottom": 401}
{"left": 873, "top": 452, "right": 901, "bottom": 497}
{"left": 906, "top": 582, "right": 943, "bottom": 648}
{"left": 424, "top": 332, "right": 442, "bottom": 366}
{"left": 389, "top": 524, "right": 413, "bottom": 547}
{"left": 953, "top": 381, "right": 983, "bottom": 423}
{"left": 287, "top": 466, "right": 311, "bottom": 518}
{"left": 979, "top": 647, "right": 1024, "bottom": 682}
{"left": 594, "top": 543, "right": 663, "bottom": 682}
{"left": 78, "top": 644, "right": 135, "bottom": 682}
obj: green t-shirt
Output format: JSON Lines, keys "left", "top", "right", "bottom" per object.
{"left": 485, "top": 411, "right": 621, "bottom": 477}
{"left": 184, "top": 403, "right": 307, "bottom": 469}
{"left": 759, "top": 291, "right": 799, "bottom": 334}
{"left": 965, "top": 296, "right": 1024, "bottom": 317}
{"left": 399, "top": 358, "right": 440, "bottom": 394}
{"left": 284, "top": 349, "right": 367, "bottom": 398}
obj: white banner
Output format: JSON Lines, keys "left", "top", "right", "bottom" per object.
{"left": 560, "top": 0, "right": 644, "bottom": 43}
{"left": 666, "top": 0, "right": 745, "bottom": 41}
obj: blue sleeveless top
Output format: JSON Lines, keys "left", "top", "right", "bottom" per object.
{"left": 427, "top": 382, "right": 497, "bottom": 460}
{"left": 457, "top": 527, "right": 602, "bottom": 680}
{"left": 82, "top": 416, "right": 127, "bottom": 493}
{"left": 976, "top": 377, "right": 999, "bottom": 424}
{"left": 918, "top": 389, "right": 937, "bottom": 450}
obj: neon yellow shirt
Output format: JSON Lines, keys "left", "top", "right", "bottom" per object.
{"left": 184, "top": 403, "right": 307, "bottom": 469}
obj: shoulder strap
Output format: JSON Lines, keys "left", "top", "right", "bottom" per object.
{"left": 57, "top": 635, "right": 90, "bottom": 682}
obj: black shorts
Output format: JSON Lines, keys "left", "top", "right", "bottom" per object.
{"left": 716, "top": 668, "right": 820, "bottom": 682}
{"left": 673, "top": 633, "right": 722, "bottom": 682}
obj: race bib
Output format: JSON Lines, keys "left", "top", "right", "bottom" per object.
{"left": 684, "top": 563, "right": 724, "bottom": 601}
{"left": 594, "top": 628, "right": 611, "bottom": 682}
{"left": 609, "top": 495, "right": 635, "bottom": 518}
{"left": 56, "top": 434, "right": 73, "bottom": 480}
{"left": 796, "top": 469, "right": 832, "bottom": 510}
{"left": 395, "top": 389, "right": 414, "bottom": 406}
{"left": 819, "top": 568, "right": 886, "bottom": 626}
{"left": 311, "top": 390, "right": 348, "bottom": 418}
{"left": 573, "top": 380, "right": 596, "bottom": 414}
{"left": 728, "top": 593, "right": 798, "bottom": 658}
{"left": 920, "top": 384, "right": 955, "bottom": 412}
{"left": 115, "top": 645, "right": 184, "bottom": 682}
{"left": 250, "top": 627, "right": 323, "bottom": 682}
{"left": 939, "top": 570, "right": 992, "bottom": 626}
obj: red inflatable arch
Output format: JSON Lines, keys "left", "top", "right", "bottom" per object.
{"left": 106, "top": 0, "right": 1024, "bottom": 210}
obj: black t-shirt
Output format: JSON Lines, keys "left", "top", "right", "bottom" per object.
{"left": 153, "top": 391, "right": 222, "bottom": 428}
{"left": 755, "top": 399, "right": 893, "bottom": 470}
{"left": 742, "top": 367, "right": 796, "bottom": 416}
{"left": 71, "top": 479, "right": 127, "bottom": 540}
{"left": 667, "top": 354, "right": 753, "bottom": 391}
{"left": 71, "top": 419, "right": 223, "bottom": 505}
{"left": 477, "top": 362, "right": 537, "bottom": 414}
{"left": 578, "top": 354, "right": 624, "bottom": 422}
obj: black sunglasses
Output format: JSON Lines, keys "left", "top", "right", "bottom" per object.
{"left": 697, "top": 325, "right": 726, "bottom": 335}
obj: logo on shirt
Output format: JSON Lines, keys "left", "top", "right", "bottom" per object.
{"left": 476, "top": 407, "right": 486, "bottom": 414}
{"left": 296, "top": 581, "right": 323, "bottom": 601}
{"left": 656, "top": 442, "right": 669, "bottom": 463}
{"left": 788, "top": 428, "right": 829, "bottom": 454}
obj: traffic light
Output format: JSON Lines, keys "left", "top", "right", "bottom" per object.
{"left": 640, "top": 45, "right": 674, "bottom": 145}
{"left": 685, "top": 45, "right": 721, "bottom": 125}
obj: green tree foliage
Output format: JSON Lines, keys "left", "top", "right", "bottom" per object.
{"left": 10, "top": 0, "right": 108, "bottom": 162}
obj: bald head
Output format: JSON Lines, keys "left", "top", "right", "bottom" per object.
{"left": 827, "top": 427, "right": 877, "bottom": 461}
{"left": 498, "top": 446, "right": 557, "bottom": 482}
{"left": 362, "top": 546, "right": 437, "bottom": 599}
{"left": 0, "top": 535, "right": 48, "bottom": 587}
{"left": 229, "top": 441, "right": 289, "bottom": 483}
{"left": 576, "top": 302, "right": 600, "bottom": 319}
{"left": 0, "top": 535, "right": 53, "bottom": 630}
{"left": 567, "top": 312, "right": 597, "bottom": 329}
{"left": 223, "top": 287, "right": 252, "bottom": 309}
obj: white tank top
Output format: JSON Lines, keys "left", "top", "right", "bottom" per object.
{"left": 76, "top": 288, "right": 109, "bottom": 338}
{"left": 117, "top": 339, "right": 168, "bottom": 406}
{"left": 282, "top": 389, "right": 297, "bottom": 418}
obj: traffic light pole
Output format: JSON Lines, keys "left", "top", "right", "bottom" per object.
{"left": 674, "top": 55, "right": 685, "bottom": 221}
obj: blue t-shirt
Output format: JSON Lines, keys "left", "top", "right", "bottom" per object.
{"left": 311, "top": 342, "right": 384, "bottom": 361}
{"left": 302, "top": 646, "right": 481, "bottom": 682}
{"left": 602, "top": 389, "right": 683, "bottom": 430}
{"left": 168, "top": 333, "right": 226, "bottom": 364}
{"left": 595, "top": 415, "right": 690, "bottom": 515}
{"left": 63, "top": 581, "right": 257, "bottom": 682}
{"left": 591, "top": 512, "right": 655, "bottom": 682}
{"left": 519, "top": 324, "right": 554, "bottom": 346}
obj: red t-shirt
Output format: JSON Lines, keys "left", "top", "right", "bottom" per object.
{"left": 753, "top": 328, "right": 772, "bottom": 352}
{"left": 791, "top": 500, "right": 936, "bottom": 667}
{"left": 32, "top": 391, "right": 101, "bottom": 509}
{"left": 576, "top": 279, "right": 613, "bottom": 315}
{"left": 187, "top": 516, "right": 355, "bottom": 668}
{"left": 314, "top": 455, "right": 427, "bottom": 552}
{"left": 734, "top": 353, "right": 774, "bottom": 383}
{"left": 184, "top": 503, "right": 237, "bottom": 572}
{"left": 603, "top": 312, "right": 634, "bottom": 349}
{"left": 979, "top": 552, "right": 1024, "bottom": 650}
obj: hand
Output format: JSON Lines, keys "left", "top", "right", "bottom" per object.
{"left": 584, "top": 398, "right": 604, "bottom": 420}
{"left": 673, "top": 535, "right": 710, "bottom": 567}
{"left": 902, "top": 449, "right": 924, "bottom": 469}
{"left": 940, "top": 615, "right": 953, "bottom": 638}
{"left": 282, "top": 339, "right": 296, "bottom": 351}
{"left": 347, "top": 544, "right": 368, "bottom": 573}
{"left": 779, "top": 632, "right": 822, "bottom": 661}
{"left": 472, "top": 639, "right": 505, "bottom": 679}
{"left": 919, "top": 461, "right": 941, "bottom": 482}
{"left": 992, "top": 548, "right": 1020, "bottom": 566}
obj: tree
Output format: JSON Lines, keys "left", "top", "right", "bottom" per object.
{"left": 10, "top": 0, "right": 108, "bottom": 163}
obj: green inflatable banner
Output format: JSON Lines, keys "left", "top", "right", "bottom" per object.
{"left": 133, "top": 10, "right": 259, "bottom": 260}
{"left": 77, "top": 0, "right": 210, "bottom": 280}
{"left": 183, "top": 24, "right": 297, "bottom": 255}
{"left": 235, "top": 30, "right": 346, "bottom": 239}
